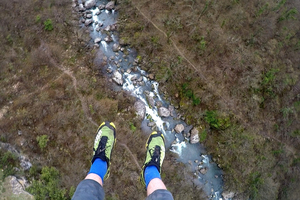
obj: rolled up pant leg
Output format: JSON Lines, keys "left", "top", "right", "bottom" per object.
{"left": 146, "top": 189, "right": 174, "bottom": 200}
{"left": 72, "top": 179, "right": 105, "bottom": 200}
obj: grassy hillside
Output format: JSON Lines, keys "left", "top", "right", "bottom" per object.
{"left": 117, "top": 0, "right": 300, "bottom": 199}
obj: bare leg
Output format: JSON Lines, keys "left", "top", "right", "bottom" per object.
{"left": 85, "top": 173, "right": 103, "bottom": 186}
{"left": 147, "top": 178, "right": 167, "bottom": 196}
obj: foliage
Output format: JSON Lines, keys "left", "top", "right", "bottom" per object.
{"left": 36, "top": 135, "right": 49, "bottom": 150}
{"left": 44, "top": 19, "right": 53, "bottom": 31}
{"left": 204, "top": 111, "right": 230, "bottom": 130}
{"left": 249, "top": 172, "right": 264, "bottom": 199}
{"left": 199, "top": 129, "right": 207, "bottom": 142}
{"left": 129, "top": 122, "right": 136, "bottom": 132}
{"left": 278, "top": 8, "right": 298, "bottom": 22}
{"left": 181, "top": 83, "right": 201, "bottom": 106}
{"left": 27, "top": 166, "right": 67, "bottom": 200}
{"left": 0, "top": 150, "right": 18, "bottom": 180}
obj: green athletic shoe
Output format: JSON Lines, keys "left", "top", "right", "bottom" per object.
{"left": 92, "top": 121, "right": 116, "bottom": 180}
{"left": 140, "top": 131, "right": 166, "bottom": 187}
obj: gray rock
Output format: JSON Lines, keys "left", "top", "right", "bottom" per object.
{"left": 134, "top": 101, "right": 146, "bottom": 119}
{"left": 149, "top": 74, "right": 155, "bottom": 80}
{"left": 78, "top": 4, "right": 86, "bottom": 11}
{"left": 106, "top": 1, "right": 115, "bottom": 11}
{"left": 104, "top": 25, "right": 111, "bottom": 31}
{"left": 112, "top": 43, "right": 119, "bottom": 52}
{"left": 156, "top": 101, "right": 163, "bottom": 107}
{"left": 174, "top": 124, "right": 184, "bottom": 133}
{"left": 96, "top": 27, "right": 101, "bottom": 32}
{"left": 147, "top": 121, "right": 156, "bottom": 127}
{"left": 190, "top": 127, "right": 199, "bottom": 144}
{"left": 86, "top": 14, "right": 92, "bottom": 18}
{"left": 146, "top": 95, "right": 155, "bottom": 107}
{"left": 222, "top": 191, "right": 235, "bottom": 200}
{"left": 131, "top": 75, "right": 138, "bottom": 81}
{"left": 199, "top": 167, "right": 208, "bottom": 174}
{"left": 112, "top": 71, "right": 123, "bottom": 85}
{"left": 104, "top": 36, "right": 113, "bottom": 42}
{"left": 168, "top": 105, "right": 174, "bottom": 117}
{"left": 98, "top": 4, "right": 105, "bottom": 10}
{"left": 2, "top": 176, "right": 34, "bottom": 200}
{"left": 158, "top": 107, "right": 171, "bottom": 117}
{"left": 183, "top": 125, "right": 193, "bottom": 134}
{"left": 84, "top": 19, "right": 93, "bottom": 26}
{"left": 94, "top": 37, "right": 101, "bottom": 43}
{"left": 84, "top": 0, "right": 96, "bottom": 9}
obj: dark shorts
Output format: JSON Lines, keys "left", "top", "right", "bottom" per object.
{"left": 72, "top": 179, "right": 174, "bottom": 200}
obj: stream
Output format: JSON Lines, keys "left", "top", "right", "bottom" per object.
{"left": 75, "top": 0, "right": 224, "bottom": 199}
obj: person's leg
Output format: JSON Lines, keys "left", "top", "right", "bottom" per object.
{"left": 72, "top": 121, "right": 116, "bottom": 200}
{"left": 141, "top": 131, "right": 174, "bottom": 200}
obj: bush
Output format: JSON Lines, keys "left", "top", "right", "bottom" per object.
{"left": 36, "top": 135, "right": 49, "bottom": 150}
{"left": 0, "top": 150, "right": 18, "bottom": 180}
{"left": 27, "top": 166, "right": 67, "bottom": 200}
{"left": 44, "top": 19, "right": 53, "bottom": 31}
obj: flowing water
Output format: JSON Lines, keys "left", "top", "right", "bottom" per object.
{"left": 76, "top": 0, "right": 224, "bottom": 199}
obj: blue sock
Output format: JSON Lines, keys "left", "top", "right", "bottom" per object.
{"left": 88, "top": 158, "right": 107, "bottom": 181}
{"left": 144, "top": 165, "right": 161, "bottom": 188}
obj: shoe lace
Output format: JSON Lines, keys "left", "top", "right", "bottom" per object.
{"left": 148, "top": 145, "right": 161, "bottom": 164}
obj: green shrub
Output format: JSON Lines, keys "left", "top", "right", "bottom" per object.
{"left": 199, "top": 129, "right": 207, "bottom": 142}
{"left": 27, "top": 166, "right": 67, "bottom": 200}
{"left": 129, "top": 122, "right": 136, "bottom": 132}
{"left": 36, "top": 135, "right": 49, "bottom": 150}
{"left": 204, "top": 111, "right": 230, "bottom": 130}
{"left": 0, "top": 150, "right": 18, "bottom": 180}
{"left": 181, "top": 83, "right": 201, "bottom": 106}
{"left": 44, "top": 19, "right": 53, "bottom": 31}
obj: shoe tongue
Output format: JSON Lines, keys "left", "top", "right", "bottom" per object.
{"left": 97, "top": 136, "right": 108, "bottom": 153}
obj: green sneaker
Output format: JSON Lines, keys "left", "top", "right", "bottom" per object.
{"left": 92, "top": 121, "right": 116, "bottom": 180}
{"left": 140, "top": 131, "right": 166, "bottom": 187}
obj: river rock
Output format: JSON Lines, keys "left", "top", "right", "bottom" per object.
{"left": 158, "top": 107, "right": 170, "bottom": 117}
{"left": 112, "top": 71, "right": 123, "bottom": 85}
{"left": 104, "top": 36, "right": 113, "bottom": 42}
{"left": 78, "top": 4, "right": 86, "bottom": 11}
{"left": 147, "top": 121, "right": 156, "bottom": 127}
{"left": 106, "top": 1, "right": 115, "bottom": 11}
{"left": 104, "top": 25, "right": 111, "bottom": 31}
{"left": 112, "top": 43, "right": 119, "bottom": 52}
{"left": 199, "top": 167, "right": 208, "bottom": 174}
{"left": 84, "top": 19, "right": 93, "bottom": 26}
{"left": 98, "top": 4, "right": 105, "bottom": 10}
{"left": 84, "top": 0, "right": 96, "bottom": 9}
{"left": 174, "top": 124, "right": 184, "bottom": 133}
{"left": 86, "top": 14, "right": 92, "bottom": 19}
{"left": 184, "top": 125, "right": 193, "bottom": 134}
{"left": 148, "top": 73, "right": 155, "bottom": 80}
{"left": 94, "top": 37, "right": 101, "bottom": 43}
{"left": 190, "top": 127, "right": 199, "bottom": 144}
{"left": 222, "top": 191, "right": 235, "bottom": 199}
{"left": 134, "top": 101, "right": 146, "bottom": 119}
{"left": 156, "top": 101, "right": 162, "bottom": 107}
{"left": 146, "top": 95, "right": 155, "bottom": 107}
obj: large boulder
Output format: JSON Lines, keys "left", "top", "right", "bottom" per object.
{"left": 190, "top": 127, "right": 200, "bottom": 144}
{"left": 106, "top": 1, "right": 115, "bottom": 11}
{"left": 134, "top": 101, "right": 146, "bottom": 119}
{"left": 84, "top": 0, "right": 96, "bottom": 9}
{"left": 222, "top": 191, "right": 235, "bottom": 200}
{"left": 112, "top": 71, "right": 123, "bottom": 85}
{"left": 112, "top": 43, "right": 119, "bottom": 52}
{"left": 84, "top": 19, "right": 93, "bottom": 26}
{"left": 158, "top": 107, "right": 170, "bottom": 117}
{"left": 174, "top": 124, "right": 184, "bottom": 133}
